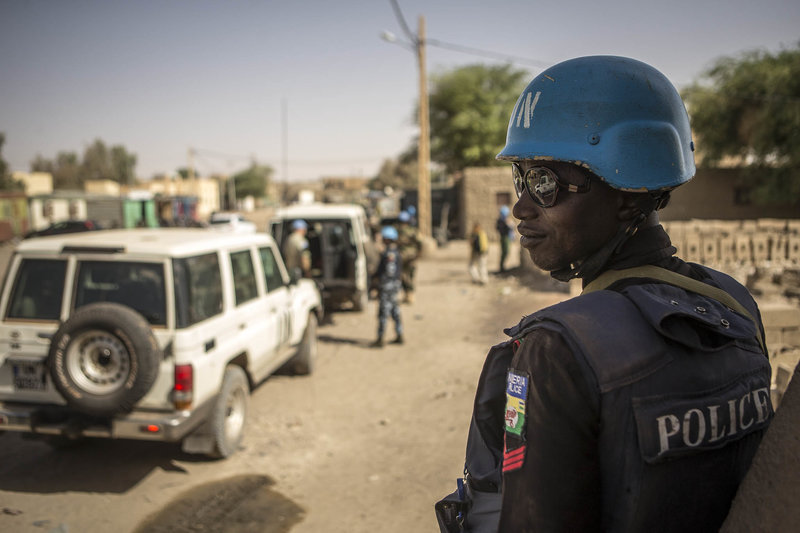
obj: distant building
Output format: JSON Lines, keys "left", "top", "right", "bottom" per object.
{"left": 12, "top": 171, "right": 53, "bottom": 196}
{"left": 320, "top": 176, "right": 369, "bottom": 204}
{"left": 84, "top": 179, "right": 121, "bottom": 196}
{"left": 139, "top": 174, "right": 219, "bottom": 220}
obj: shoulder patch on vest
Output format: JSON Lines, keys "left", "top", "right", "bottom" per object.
{"left": 503, "top": 370, "right": 529, "bottom": 473}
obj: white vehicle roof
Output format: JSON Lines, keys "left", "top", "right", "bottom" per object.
{"left": 14, "top": 228, "right": 275, "bottom": 258}
{"left": 272, "top": 203, "right": 366, "bottom": 220}
{"left": 209, "top": 212, "right": 247, "bottom": 221}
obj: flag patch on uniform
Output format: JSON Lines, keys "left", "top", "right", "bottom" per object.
{"left": 505, "top": 371, "right": 528, "bottom": 437}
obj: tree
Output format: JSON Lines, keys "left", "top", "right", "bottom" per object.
{"left": 81, "top": 139, "right": 113, "bottom": 182}
{"left": 110, "top": 145, "right": 137, "bottom": 186}
{"left": 427, "top": 64, "right": 529, "bottom": 174}
{"left": 370, "top": 149, "right": 418, "bottom": 192}
{"left": 231, "top": 163, "right": 272, "bottom": 199}
{"left": 0, "top": 133, "right": 24, "bottom": 191}
{"left": 80, "top": 139, "right": 138, "bottom": 185}
{"left": 682, "top": 44, "right": 800, "bottom": 205}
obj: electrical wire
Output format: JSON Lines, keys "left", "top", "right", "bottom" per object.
{"left": 426, "top": 38, "right": 552, "bottom": 68}
{"left": 389, "top": 0, "right": 416, "bottom": 44}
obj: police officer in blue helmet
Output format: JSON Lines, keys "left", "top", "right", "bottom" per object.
{"left": 370, "top": 225, "right": 404, "bottom": 348}
{"left": 436, "top": 56, "right": 771, "bottom": 533}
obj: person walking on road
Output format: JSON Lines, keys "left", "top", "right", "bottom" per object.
{"left": 469, "top": 222, "right": 489, "bottom": 285}
{"left": 282, "top": 219, "right": 311, "bottom": 278}
{"left": 436, "top": 55, "right": 772, "bottom": 533}
{"left": 370, "top": 226, "right": 404, "bottom": 348}
{"left": 397, "top": 210, "right": 422, "bottom": 304}
{"left": 495, "top": 205, "right": 514, "bottom": 273}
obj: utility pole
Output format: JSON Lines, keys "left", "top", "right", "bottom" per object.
{"left": 187, "top": 148, "right": 195, "bottom": 181}
{"left": 282, "top": 97, "right": 289, "bottom": 204}
{"left": 416, "top": 15, "right": 431, "bottom": 239}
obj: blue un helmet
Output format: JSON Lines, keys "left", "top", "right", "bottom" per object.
{"left": 291, "top": 219, "right": 307, "bottom": 231}
{"left": 497, "top": 56, "right": 695, "bottom": 192}
{"left": 398, "top": 211, "right": 411, "bottom": 223}
{"left": 499, "top": 205, "right": 510, "bottom": 217}
{"left": 381, "top": 225, "right": 399, "bottom": 241}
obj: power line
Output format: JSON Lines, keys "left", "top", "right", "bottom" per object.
{"left": 389, "top": 0, "right": 416, "bottom": 44}
{"left": 426, "top": 38, "right": 552, "bottom": 68}
{"left": 387, "top": 0, "right": 551, "bottom": 69}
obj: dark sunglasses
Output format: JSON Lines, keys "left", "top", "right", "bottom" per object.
{"left": 511, "top": 163, "right": 592, "bottom": 208}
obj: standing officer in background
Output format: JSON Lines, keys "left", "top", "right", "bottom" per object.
{"left": 282, "top": 219, "right": 311, "bottom": 278}
{"left": 370, "top": 226, "right": 404, "bottom": 348}
{"left": 397, "top": 210, "right": 422, "bottom": 304}
{"left": 495, "top": 206, "right": 513, "bottom": 273}
{"left": 436, "top": 56, "right": 772, "bottom": 533}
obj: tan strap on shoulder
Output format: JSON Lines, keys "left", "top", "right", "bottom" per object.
{"left": 582, "top": 265, "right": 766, "bottom": 354}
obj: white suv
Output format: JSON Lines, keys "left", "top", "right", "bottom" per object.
{"left": 208, "top": 212, "right": 257, "bottom": 233}
{"left": 270, "top": 203, "right": 378, "bottom": 312}
{"left": 0, "top": 228, "right": 321, "bottom": 458}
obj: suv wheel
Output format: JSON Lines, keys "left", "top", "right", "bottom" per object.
{"left": 47, "top": 302, "right": 161, "bottom": 417}
{"left": 209, "top": 365, "right": 249, "bottom": 459}
{"left": 290, "top": 313, "right": 317, "bottom": 375}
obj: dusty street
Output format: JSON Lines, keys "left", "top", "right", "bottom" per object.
{"left": 0, "top": 239, "right": 569, "bottom": 533}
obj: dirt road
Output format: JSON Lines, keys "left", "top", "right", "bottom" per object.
{"left": 0, "top": 239, "right": 569, "bottom": 533}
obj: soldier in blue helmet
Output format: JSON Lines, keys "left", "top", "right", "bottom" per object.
{"left": 282, "top": 219, "right": 311, "bottom": 278}
{"left": 370, "top": 225, "right": 404, "bottom": 348}
{"left": 397, "top": 210, "right": 422, "bottom": 304}
{"left": 495, "top": 205, "right": 514, "bottom": 273}
{"left": 436, "top": 56, "right": 771, "bottom": 533}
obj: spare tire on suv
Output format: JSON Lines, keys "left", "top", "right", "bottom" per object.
{"left": 47, "top": 302, "right": 161, "bottom": 417}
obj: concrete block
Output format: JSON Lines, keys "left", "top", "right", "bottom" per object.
{"left": 788, "top": 235, "right": 800, "bottom": 265}
{"left": 684, "top": 233, "right": 703, "bottom": 263}
{"left": 718, "top": 235, "right": 737, "bottom": 264}
{"left": 759, "top": 302, "right": 800, "bottom": 329}
{"left": 752, "top": 234, "right": 770, "bottom": 262}
{"left": 770, "top": 234, "right": 788, "bottom": 264}
{"left": 701, "top": 234, "right": 720, "bottom": 263}
{"left": 735, "top": 234, "right": 752, "bottom": 263}
{"left": 783, "top": 328, "right": 800, "bottom": 347}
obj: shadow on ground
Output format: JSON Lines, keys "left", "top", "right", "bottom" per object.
{"left": 133, "top": 474, "right": 305, "bottom": 533}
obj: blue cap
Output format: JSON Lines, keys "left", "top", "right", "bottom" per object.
{"left": 381, "top": 226, "right": 399, "bottom": 241}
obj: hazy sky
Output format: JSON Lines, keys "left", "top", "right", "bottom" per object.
{"left": 1, "top": 0, "right": 798, "bottom": 183}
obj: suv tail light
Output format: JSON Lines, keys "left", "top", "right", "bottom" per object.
{"left": 173, "top": 364, "right": 193, "bottom": 410}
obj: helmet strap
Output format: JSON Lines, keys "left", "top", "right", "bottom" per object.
{"left": 550, "top": 210, "right": 650, "bottom": 283}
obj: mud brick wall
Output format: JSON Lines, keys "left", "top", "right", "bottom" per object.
{"left": 662, "top": 219, "right": 800, "bottom": 268}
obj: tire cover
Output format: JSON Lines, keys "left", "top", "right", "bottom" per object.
{"left": 48, "top": 302, "right": 161, "bottom": 417}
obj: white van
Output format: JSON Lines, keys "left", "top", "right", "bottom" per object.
{"left": 0, "top": 229, "right": 321, "bottom": 458}
{"left": 270, "top": 203, "right": 378, "bottom": 312}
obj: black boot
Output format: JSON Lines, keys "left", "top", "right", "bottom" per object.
{"left": 391, "top": 334, "right": 404, "bottom": 345}
{"left": 370, "top": 337, "right": 384, "bottom": 348}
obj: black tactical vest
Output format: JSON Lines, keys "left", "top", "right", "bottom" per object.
{"left": 461, "top": 265, "right": 772, "bottom": 532}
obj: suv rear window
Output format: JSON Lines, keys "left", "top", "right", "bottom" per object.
{"left": 74, "top": 261, "right": 166, "bottom": 326}
{"left": 6, "top": 259, "right": 67, "bottom": 320}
